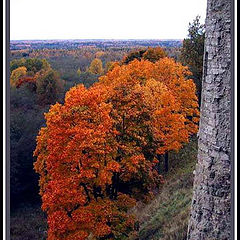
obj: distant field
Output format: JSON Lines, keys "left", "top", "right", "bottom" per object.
{"left": 10, "top": 39, "right": 182, "bottom": 50}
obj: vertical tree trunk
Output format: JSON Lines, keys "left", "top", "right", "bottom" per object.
{"left": 164, "top": 152, "right": 169, "bottom": 172}
{"left": 187, "top": 0, "right": 232, "bottom": 239}
{"left": 156, "top": 154, "right": 162, "bottom": 173}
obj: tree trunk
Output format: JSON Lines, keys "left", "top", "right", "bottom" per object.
{"left": 164, "top": 152, "right": 169, "bottom": 172}
{"left": 187, "top": 0, "right": 232, "bottom": 239}
{"left": 156, "top": 154, "right": 162, "bottom": 173}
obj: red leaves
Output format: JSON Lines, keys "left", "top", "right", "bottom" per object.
{"left": 106, "top": 161, "right": 121, "bottom": 172}
{"left": 15, "top": 76, "right": 36, "bottom": 88}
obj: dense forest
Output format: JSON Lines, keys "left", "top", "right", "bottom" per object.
{"left": 10, "top": 17, "right": 205, "bottom": 240}
{"left": 10, "top": 39, "right": 183, "bottom": 50}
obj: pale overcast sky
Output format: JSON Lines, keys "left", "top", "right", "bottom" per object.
{"left": 10, "top": 0, "right": 207, "bottom": 40}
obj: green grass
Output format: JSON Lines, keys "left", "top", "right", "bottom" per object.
{"left": 133, "top": 136, "right": 198, "bottom": 240}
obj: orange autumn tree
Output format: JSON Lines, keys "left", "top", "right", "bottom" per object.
{"left": 34, "top": 84, "right": 143, "bottom": 240}
{"left": 143, "top": 79, "right": 189, "bottom": 154}
{"left": 100, "top": 58, "right": 199, "bottom": 151}
{"left": 150, "top": 58, "right": 199, "bottom": 135}
{"left": 96, "top": 82, "right": 163, "bottom": 201}
{"left": 34, "top": 56, "right": 199, "bottom": 240}
{"left": 99, "top": 58, "right": 199, "bottom": 172}
{"left": 148, "top": 57, "right": 199, "bottom": 171}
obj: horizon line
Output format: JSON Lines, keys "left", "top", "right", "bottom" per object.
{"left": 10, "top": 38, "right": 184, "bottom": 41}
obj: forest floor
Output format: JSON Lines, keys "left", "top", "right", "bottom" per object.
{"left": 10, "top": 137, "right": 197, "bottom": 240}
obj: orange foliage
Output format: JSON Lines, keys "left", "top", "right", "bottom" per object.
{"left": 34, "top": 56, "right": 199, "bottom": 239}
{"left": 100, "top": 58, "right": 199, "bottom": 152}
{"left": 34, "top": 84, "right": 139, "bottom": 239}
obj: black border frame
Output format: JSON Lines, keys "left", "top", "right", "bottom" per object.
{"left": 5, "top": 0, "right": 10, "bottom": 239}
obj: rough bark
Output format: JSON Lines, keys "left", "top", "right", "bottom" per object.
{"left": 187, "top": 0, "right": 232, "bottom": 239}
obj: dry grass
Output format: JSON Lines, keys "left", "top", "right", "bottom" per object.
{"left": 132, "top": 136, "right": 198, "bottom": 240}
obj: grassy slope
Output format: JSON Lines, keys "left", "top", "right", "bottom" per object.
{"left": 134, "top": 137, "right": 198, "bottom": 240}
{"left": 10, "top": 138, "right": 197, "bottom": 240}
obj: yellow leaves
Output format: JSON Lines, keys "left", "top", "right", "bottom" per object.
{"left": 95, "top": 51, "right": 105, "bottom": 58}
{"left": 88, "top": 58, "right": 103, "bottom": 75}
{"left": 76, "top": 68, "right": 82, "bottom": 77}
{"left": 10, "top": 66, "right": 27, "bottom": 87}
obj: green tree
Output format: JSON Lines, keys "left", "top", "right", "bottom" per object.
{"left": 122, "top": 49, "right": 146, "bottom": 64}
{"left": 122, "top": 47, "right": 167, "bottom": 65}
{"left": 10, "top": 58, "right": 26, "bottom": 72}
{"left": 41, "top": 59, "right": 52, "bottom": 71}
{"left": 180, "top": 16, "right": 205, "bottom": 105}
{"left": 25, "top": 58, "right": 44, "bottom": 73}
{"left": 143, "top": 47, "right": 167, "bottom": 62}
{"left": 36, "top": 69, "right": 63, "bottom": 105}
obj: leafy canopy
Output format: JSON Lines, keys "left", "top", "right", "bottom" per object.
{"left": 34, "top": 57, "right": 199, "bottom": 240}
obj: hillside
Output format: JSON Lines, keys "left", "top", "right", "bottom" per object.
{"left": 134, "top": 136, "right": 197, "bottom": 240}
{"left": 10, "top": 137, "right": 197, "bottom": 240}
